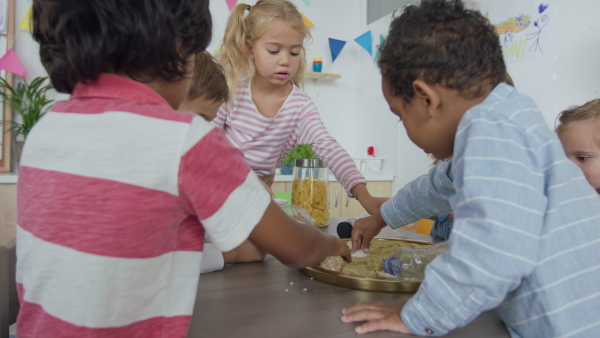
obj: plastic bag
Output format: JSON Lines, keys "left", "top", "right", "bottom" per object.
{"left": 382, "top": 241, "right": 450, "bottom": 280}
{"left": 280, "top": 205, "right": 316, "bottom": 226}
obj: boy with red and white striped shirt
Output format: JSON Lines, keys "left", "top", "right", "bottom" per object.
{"left": 16, "top": 1, "right": 350, "bottom": 337}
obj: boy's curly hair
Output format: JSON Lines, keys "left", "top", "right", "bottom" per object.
{"left": 378, "top": 0, "right": 506, "bottom": 102}
{"left": 32, "top": 0, "right": 212, "bottom": 93}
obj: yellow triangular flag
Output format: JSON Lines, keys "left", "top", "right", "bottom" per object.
{"left": 301, "top": 12, "right": 314, "bottom": 28}
{"left": 19, "top": 6, "right": 32, "bottom": 31}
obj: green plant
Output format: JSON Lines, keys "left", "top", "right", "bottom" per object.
{"left": 282, "top": 144, "right": 316, "bottom": 166}
{"left": 0, "top": 76, "right": 54, "bottom": 139}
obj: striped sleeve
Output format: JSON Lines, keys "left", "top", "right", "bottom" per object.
{"left": 296, "top": 99, "right": 366, "bottom": 196}
{"left": 179, "top": 116, "right": 271, "bottom": 252}
{"left": 399, "top": 110, "right": 545, "bottom": 335}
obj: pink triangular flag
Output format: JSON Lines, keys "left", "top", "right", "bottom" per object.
{"left": 0, "top": 49, "right": 28, "bottom": 77}
{"left": 226, "top": 0, "right": 238, "bottom": 11}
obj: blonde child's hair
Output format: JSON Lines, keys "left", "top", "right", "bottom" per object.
{"left": 556, "top": 99, "right": 600, "bottom": 147}
{"left": 187, "top": 51, "right": 229, "bottom": 103}
{"left": 218, "top": 0, "right": 310, "bottom": 96}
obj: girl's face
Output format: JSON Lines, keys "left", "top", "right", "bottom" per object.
{"left": 247, "top": 20, "right": 303, "bottom": 86}
{"left": 558, "top": 121, "right": 600, "bottom": 191}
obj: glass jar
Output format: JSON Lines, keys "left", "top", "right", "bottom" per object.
{"left": 291, "top": 158, "right": 330, "bottom": 227}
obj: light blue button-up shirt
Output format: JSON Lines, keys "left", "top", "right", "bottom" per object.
{"left": 382, "top": 84, "right": 600, "bottom": 337}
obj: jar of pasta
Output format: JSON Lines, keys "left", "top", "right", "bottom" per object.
{"left": 291, "top": 159, "right": 330, "bottom": 227}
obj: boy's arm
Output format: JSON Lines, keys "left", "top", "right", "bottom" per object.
{"left": 380, "top": 161, "right": 455, "bottom": 229}
{"left": 397, "top": 114, "right": 545, "bottom": 336}
{"left": 248, "top": 202, "right": 351, "bottom": 268}
{"left": 180, "top": 118, "right": 350, "bottom": 268}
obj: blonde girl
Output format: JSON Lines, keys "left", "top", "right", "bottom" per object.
{"left": 213, "top": 0, "right": 386, "bottom": 215}
{"left": 556, "top": 99, "right": 600, "bottom": 194}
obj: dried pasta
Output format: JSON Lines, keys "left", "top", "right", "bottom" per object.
{"left": 291, "top": 177, "right": 329, "bottom": 226}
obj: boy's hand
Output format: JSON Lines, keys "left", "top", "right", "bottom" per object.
{"left": 332, "top": 236, "right": 352, "bottom": 262}
{"left": 341, "top": 301, "right": 411, "bottom": 334}
{"left": 351, "top": 214, "right": 386, "bottom": 254}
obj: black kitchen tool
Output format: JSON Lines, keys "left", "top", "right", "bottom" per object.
{"left": 336, "top": 221, "right": 353, "bottom": 239}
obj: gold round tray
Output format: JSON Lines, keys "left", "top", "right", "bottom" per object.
{"left": 299, "top": 238, "right": 434, "bottom": 293}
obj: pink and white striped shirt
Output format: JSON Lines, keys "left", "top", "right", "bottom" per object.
{"left": 211, "top": 81, "right": 366, "bottom": 196}
{"left": 15, "top": 74, "right": 270, "bottom": 338}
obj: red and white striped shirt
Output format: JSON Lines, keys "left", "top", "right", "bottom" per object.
{"left": 212, "top": 81, "right": 366, "bottom": 196}
{"left": 15, "top": 74, "right": 270, "bottom": 338}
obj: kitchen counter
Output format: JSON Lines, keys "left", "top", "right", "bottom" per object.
{"left": 275, "top": 170, "right": 393, "bottom": 182}
{"left": 0, "top": 173, "right": 17, "bottom": 184}
{"left": 188, "top": 218, "right": 509, "bottom": 338}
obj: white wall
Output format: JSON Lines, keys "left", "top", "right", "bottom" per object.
{"left": 13, "top": 0, "right": 600, "bottom": 194}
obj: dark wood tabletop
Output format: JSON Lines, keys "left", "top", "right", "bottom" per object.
{"left": 188, "top": 219, "right": 510, "bottom": 337}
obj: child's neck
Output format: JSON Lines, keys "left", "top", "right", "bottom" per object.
{"left": 251, "top": 76, "right": 293, "bottom": 118}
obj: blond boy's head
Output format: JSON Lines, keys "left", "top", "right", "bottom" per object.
{"left": 180, "top": 51, "right": 228, "bottom": 121}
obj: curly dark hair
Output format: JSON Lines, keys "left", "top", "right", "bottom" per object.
{"left": 32, "top": 0, "right": 212, "bottom": 93}
{"left": 378, "top": 0, "right": 506, "bottom": 102}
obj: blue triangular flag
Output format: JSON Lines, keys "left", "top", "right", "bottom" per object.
{"left": 354, "top": 30, "right": 372, "bottom": 56}
{"left": 329, "top": 38, "right": 346, "bottom": 62}
{"left": 374, "top": 34, "right": 386, "bottom": 61}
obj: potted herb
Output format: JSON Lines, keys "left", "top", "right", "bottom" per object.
{"left": 0, "top": 76, "right": 54, "bottom": 169}
{"left": 281, "top": 144, "right": 316, "bottom": 175}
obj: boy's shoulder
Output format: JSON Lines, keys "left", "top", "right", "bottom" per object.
{"left": 466, "top": 84, "right": 540, "bottom": 125}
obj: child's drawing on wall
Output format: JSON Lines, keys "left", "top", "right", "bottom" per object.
{"left": 527, "top": 3, "right": 549, "bottom": 52}
{"left": 480, "top": 0, "right": 555, "bottom": 63}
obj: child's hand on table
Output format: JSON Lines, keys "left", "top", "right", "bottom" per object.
{"left": 341, "top": 301, "right": 411, "bottom": 334}
{"left": 222, "top": 240, "right": 267, "bottom": 264}
{"left": 351, "top": 213, "right": 386, "bottom": 254}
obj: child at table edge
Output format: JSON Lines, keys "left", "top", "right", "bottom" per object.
{"left": 555, "top": 98, "right": 600, "bottom": 194}
{"left": 344, "top": 0, "right": 600, "bottom": 336}
{"left": 180, "top": 50, "right": 267, "bottom": 273}
{"left": 15, "top": 1, "right": 351, "bottom": 337}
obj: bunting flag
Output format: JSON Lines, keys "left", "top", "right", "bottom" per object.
{"left": 374, "top": 34, "right": 386, "bottom": 61}
{"left": 328, "top": 38, "right": 346, "bottom": 62}
{"left": 0, "top": 49, "right": 28, "bottom": 77}
{"left": 301, "top": 13, "right": 314, "bottom": 28}
{"left": 354, "top": 30, "right": 372, "bottom": 56}
{"left": 19, "top": 6, "right": 32, "bottom": 31}
{"left": 302, "top": 0, "right": 310, "bottom": 6}
{"left": 225, "top": 0, "right": 238, "bottom": 12}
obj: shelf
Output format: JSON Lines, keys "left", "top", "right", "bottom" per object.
{"left": 304, "top": 71, "right": 341, "bottom": 81}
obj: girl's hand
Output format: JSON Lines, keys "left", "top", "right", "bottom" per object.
{"left": 351, "top": 214, "right": 386, "bottom": 254}
{"left": 351, "top": 184, "right": 389, "bottom": 215}
{"left": 341, "top": 301, "right": 411, "bottom": 334}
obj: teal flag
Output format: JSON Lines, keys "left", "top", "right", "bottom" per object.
{"left": 354, "top": 31, "right": 372, "bottom": 56}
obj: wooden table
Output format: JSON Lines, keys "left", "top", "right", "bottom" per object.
{"left": 188, "top": 220, "right": 510, "bottom": 338}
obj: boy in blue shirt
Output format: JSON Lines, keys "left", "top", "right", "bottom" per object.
{"left": 342, "top": 0, "right": 600, "bottom": 336}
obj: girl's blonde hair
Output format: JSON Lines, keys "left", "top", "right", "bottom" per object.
{"left": 219, "top": 0, "right": 310, "bottom": 96}
{"left": 556, "top": 99, "right": 600, "bottom": 147}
